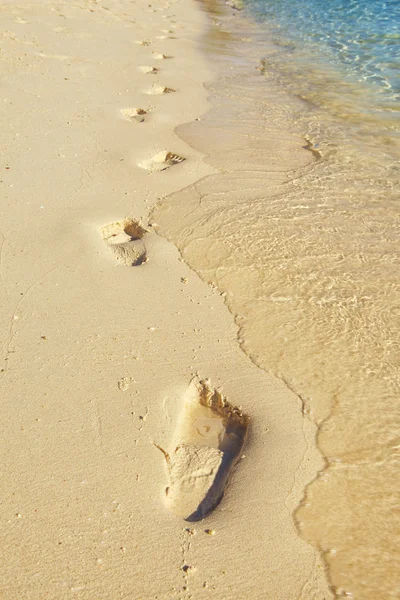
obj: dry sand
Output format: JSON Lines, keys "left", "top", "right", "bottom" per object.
{"left": 1, "top": 0, "right": 331, "bottom": 598}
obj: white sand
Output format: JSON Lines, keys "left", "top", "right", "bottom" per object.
{"left": 0, "top": 0, "right": 331, "bottom": 598}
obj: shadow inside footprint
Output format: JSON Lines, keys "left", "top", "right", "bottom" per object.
{"left": 159, "top": 379, "right": 249, "bottom": 521}
{"left": 100, "top": 217, "right": 148, "bottom": 266}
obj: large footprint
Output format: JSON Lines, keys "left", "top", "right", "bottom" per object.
{"left": 158, "top": 378, "right": 249, "bottom": 521}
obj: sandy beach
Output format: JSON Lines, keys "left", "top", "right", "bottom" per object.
{"left": 0, "top": 0, "right": 333, "bottom": 598}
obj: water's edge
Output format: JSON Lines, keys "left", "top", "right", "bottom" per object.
{"left": 152, "top": 0, "right": 399, "bottom": 598}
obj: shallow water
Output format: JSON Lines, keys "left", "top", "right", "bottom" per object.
{"left": 154, "top": 2, "right": 400, "bottom": 598}
{"left": 247, "top": 0, "right": 400, "bottom": 101}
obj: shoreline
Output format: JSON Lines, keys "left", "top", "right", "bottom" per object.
{"left": 2, "top": 0, "right": 333, "bottom": 598}
{"left": 155, "top": 1, "right": 400, "bottom": 599}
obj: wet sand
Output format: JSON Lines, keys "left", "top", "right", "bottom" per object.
{"left": 0, "top": 0, "right": 331, "bottom": 599}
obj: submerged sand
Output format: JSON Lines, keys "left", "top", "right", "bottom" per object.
{"left": 1, "top": 0, "right": 331, "bottom": 599}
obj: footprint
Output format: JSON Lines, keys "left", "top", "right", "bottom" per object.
{"left": 100, "top": 217, "right": 148, "bottom": 266}
{"left": 139, "top": 66, "right": 159, "bottom": 74}
{"left": 256, "top": 58, "right": 268, "bottom": 74}
{"left": 120, "top": 107, "right": 147, "bottom": 123}
{"left": 158, "top": 379, "right": 249, "bottom": 521}
{"left": 135, "top": 39, "right": 151, "bottom": 46}
{"left": 152, "top": 52, "right": 172, "bottom": 60}
{"left": 226, "top": 0, "right": 244, "bottom": 8}
{"left": 138, "top": 151, "right": 185, "bottom": 172}
{"left": 145, "top": 85, "right": 175, "bottom": 95}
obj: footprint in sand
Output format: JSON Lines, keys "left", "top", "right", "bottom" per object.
{"left": 138, "top": 151, "right": 185, "bottom": 172}
{"left": 100, "top": 217, "right": 148, "bottom": 266}
{"left": 120, "top": 107, "right": 147, "bottom": 123}
{"left": 135, "top": 39, "right": 151, "bottom": 46}
{"left": 145, "top": 85, "right": 175, "bottom": 95}
{"left": 157, "top": 379, "right": 249, "bottom": 521}
{"left": 139, "top": 65, "right": 159, "bottom": 75}
{"left": 152, "top": 52, "right": 172, "bottom": 60}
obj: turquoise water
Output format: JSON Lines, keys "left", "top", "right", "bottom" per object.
{"left": 246, "top": 0, "right": 400, "bottom": 102}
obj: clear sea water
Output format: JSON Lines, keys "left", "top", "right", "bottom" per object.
{"left": 246, "top": 0, "right": 400, "bottom": 103}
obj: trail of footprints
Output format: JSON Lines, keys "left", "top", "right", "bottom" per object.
{"left": 101, "top": 24, "right": 183, "bottom": 266}
{"left": 127, "top": 36, "right": 183, "bottom": 167}
{"left": 99, "top": 15, "right": 249, "bottom": 524}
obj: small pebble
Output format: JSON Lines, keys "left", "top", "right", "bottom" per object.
{"left": 205, "top": 529, "right": 215, "bottom": 536}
